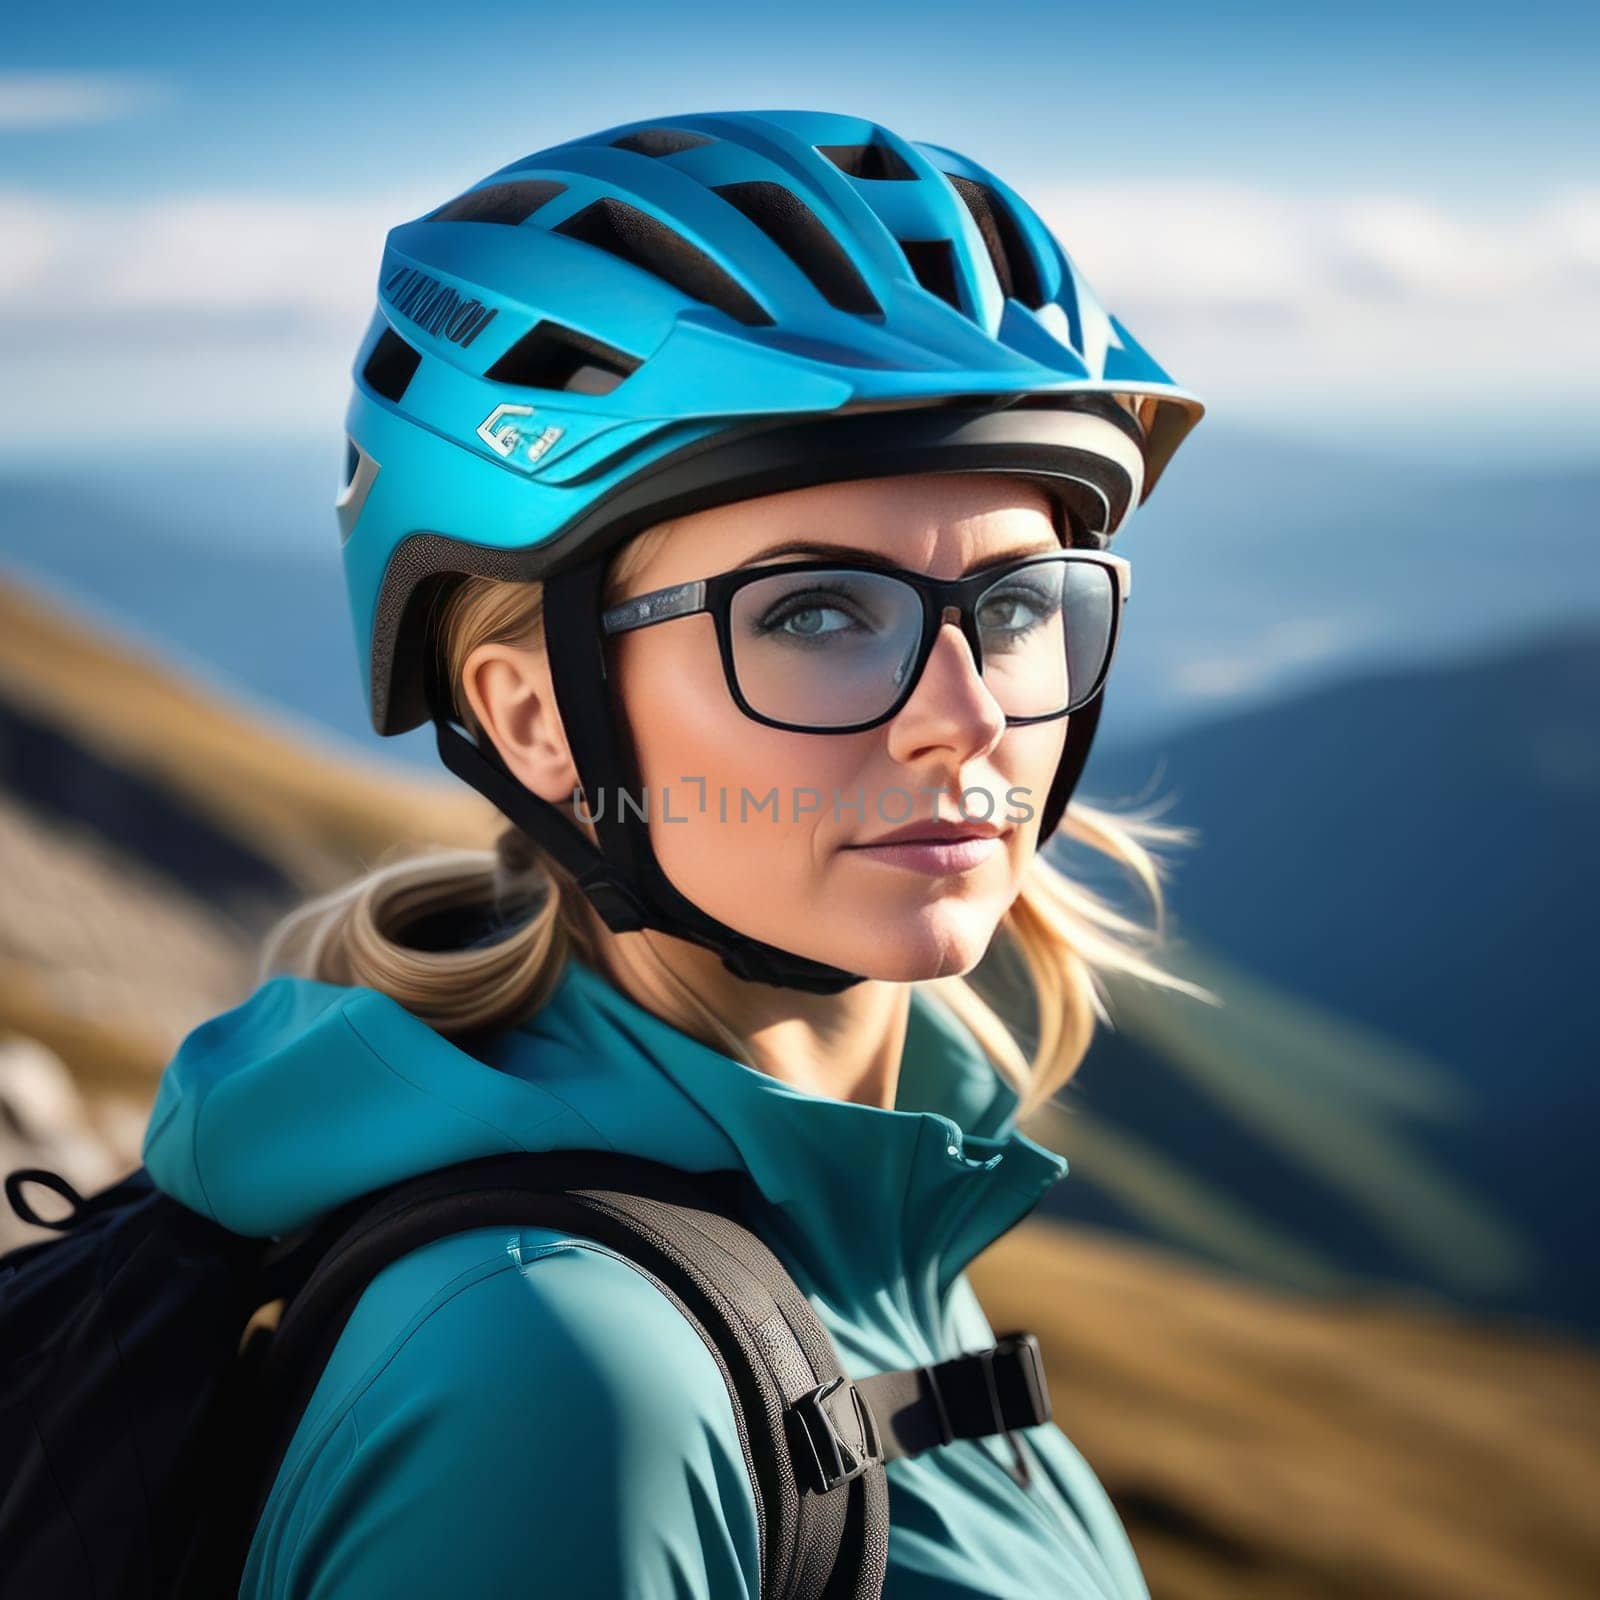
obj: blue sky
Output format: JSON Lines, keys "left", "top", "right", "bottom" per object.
{"left": 6, "top": 1, "right": 1597, "bottom": 200}
{"left": 2, "top": 0, "right": 1597, "bottom": 464}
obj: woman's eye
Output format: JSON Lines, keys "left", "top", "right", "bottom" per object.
{"left": 791, "top": 607, "right": 840, "bottom": 635}
{"left": 759, "top": 598, "right": 863, "bottom": 639}
{"left": 977, "top": 589, "right": 1051, "bottom": 636}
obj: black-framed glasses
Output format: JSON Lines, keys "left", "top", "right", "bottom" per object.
{"left": 599, "top": 549, "right": 1132, "bottom": 734}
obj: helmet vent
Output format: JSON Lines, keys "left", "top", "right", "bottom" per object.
{"left": 554, "top": 196, "right": 774, "bottom": 327}
{"left": 610, "top": 126, "right": 716, "bottom": 157}
{"left": 815, "top": 141, "right": 916, "bottom": 181}
{"left": 485, "top": 319, "right": 642, "bottom": 394}
{"left": 363, "top": 327, "right": 422, "bottom": 403}
{"left": 427, "top": 180, "right": 568, "bottom": 226}
{"left": 897, "top": 237, "right": 964, "bottom": 313}
{"left": 709, "top": 180, "right": 882, "bottom": 315}
{"left": 943, "top": 173, "right": 1045, "bottom": 308}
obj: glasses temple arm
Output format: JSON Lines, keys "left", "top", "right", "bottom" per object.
{"left": 599, "top": 578, "right": 709, "bottom": 635}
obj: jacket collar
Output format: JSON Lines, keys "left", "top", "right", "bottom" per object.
{"left": 477, "top": 958, "right": 1069, "bottom": 1331}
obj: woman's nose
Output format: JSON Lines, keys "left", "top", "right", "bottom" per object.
{"left": 883, "top": 620, "right": 1007, "bottom": 764}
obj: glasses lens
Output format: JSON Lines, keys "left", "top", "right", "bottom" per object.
{"left": 728, "top": 568, "right": 923, "bottom": 728}
{"left": 726, "top": 559, "right": 1118, "bottom": 729}
{"left": 974, "top": 558, "right": 1116, "bottom": 717}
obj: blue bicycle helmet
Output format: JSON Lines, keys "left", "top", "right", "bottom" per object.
{"left": 335, "top": 108, "right": 1205, "bottom": 993}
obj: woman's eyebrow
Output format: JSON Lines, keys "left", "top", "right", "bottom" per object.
{"left": 737, "top": 538, "right": 1059, "bottom": 574}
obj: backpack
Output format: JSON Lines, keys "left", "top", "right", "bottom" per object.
{"left": 1, "top": 1148, "right": 1054, "bottom": 1600}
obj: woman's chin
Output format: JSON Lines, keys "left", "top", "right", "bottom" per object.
{"left": 773, "top": 900, "right": 1002, "bottom": 984}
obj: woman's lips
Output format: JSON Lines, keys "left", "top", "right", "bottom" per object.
{"left": 843, "top": 834, "right": 1004, "bottom": 875}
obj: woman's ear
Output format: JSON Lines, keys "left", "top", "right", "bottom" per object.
{"left": 459, "top": 640, "right": 581, "bottom": 807}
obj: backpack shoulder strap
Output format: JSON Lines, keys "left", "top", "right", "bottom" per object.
{"left": 193, "top": 1149, "right": 889, "bottom": 1600}
{"left": 189, "top": 1149, "right": 1055, "bottom": 1600}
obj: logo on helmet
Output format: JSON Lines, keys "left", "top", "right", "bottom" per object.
{"left": 477, "top": 403, "right": 564, "bottom": 465}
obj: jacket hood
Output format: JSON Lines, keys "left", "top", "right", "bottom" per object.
{"left": 142, "top": 957, "right": 1069, "bottom": 1318}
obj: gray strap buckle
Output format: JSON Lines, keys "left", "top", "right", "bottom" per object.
{"left": 787, "top": 1375, "right": 883, "bottom": 1494}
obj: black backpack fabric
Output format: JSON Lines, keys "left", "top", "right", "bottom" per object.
{"left": 1, "top": 1148, "right": 1053, "bottom": 1600}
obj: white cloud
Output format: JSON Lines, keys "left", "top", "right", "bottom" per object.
{"left": 1036, "top": 181, "right": 1600, "bottom": 315}
{"left": 0, "top": 72, "right": 166, "bottom": 130}
{"left": 0, "top": 186, "right": 425, "bottom": 449}
{"left": 1031, "top": 180, "right": 1600, "bottom": 446}
{"left": 0, "top": 179, "right": 1595, "bottom": 451}
{"left": 0, "top": 191, "right": 57, "bottom": 298}
{"left": 0, "top": 189, "right": 413, "bottom": 321}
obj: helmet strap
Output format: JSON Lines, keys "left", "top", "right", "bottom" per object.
{"left": 430, "top": 556, "right": 873, "bottom": 994}
{"left": 1036, "top": 690, "right": 1102, "bottom": 844}
{"left": 430, "top": 552, "right": 1103, "bottom": 995}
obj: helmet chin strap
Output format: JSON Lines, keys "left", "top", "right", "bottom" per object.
{"left": 1037, "top": 689, "right": 1102, "bottom": 846}
{"left": 431, "top": 556, "right": 1104, "bottom": 995}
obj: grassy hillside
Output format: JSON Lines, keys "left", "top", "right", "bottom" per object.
{"left": 972, "top": 1222, "right": 1600, "bottom": 1600}
{"left": 1063, "top": 627, "right": 1600, "bottom": 1332}
{"left": 2, "top": 572, "right": 1596, "bottom": 1598}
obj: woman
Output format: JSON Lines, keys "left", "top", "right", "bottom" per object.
{"left": 142, "top": 108, "right": 1210, "bottom": 1597}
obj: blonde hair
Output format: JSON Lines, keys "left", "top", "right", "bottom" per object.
{"left": 261, "top": 509, "right": 1218, "bottom": 1122}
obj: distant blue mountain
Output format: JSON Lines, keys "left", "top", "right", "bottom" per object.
{"left": 1048, "top": 623, "right": 1600, "bottom": 1334}
{"left": 3, "top": 429, "right": 1595, "bottom": 761}
{"left": 0, "top": 451, "right": 442, "bottom": 772}
{"left": 1107, "top": 428, "right": 1600, "bottom": 742}
{"left": 5, "top": 436, "right": 1597, "bottom": 1331}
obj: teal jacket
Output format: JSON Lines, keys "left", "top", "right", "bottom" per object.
{"left": 142, "top": 956, "right": 1149, "bottom": 1599}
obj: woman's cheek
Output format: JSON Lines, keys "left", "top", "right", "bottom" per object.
{"left": 628, "top": 691, "right": 789, "bottom": 882}
{"left": 998, "top": 722, "right": 1068, "bottom": 840}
